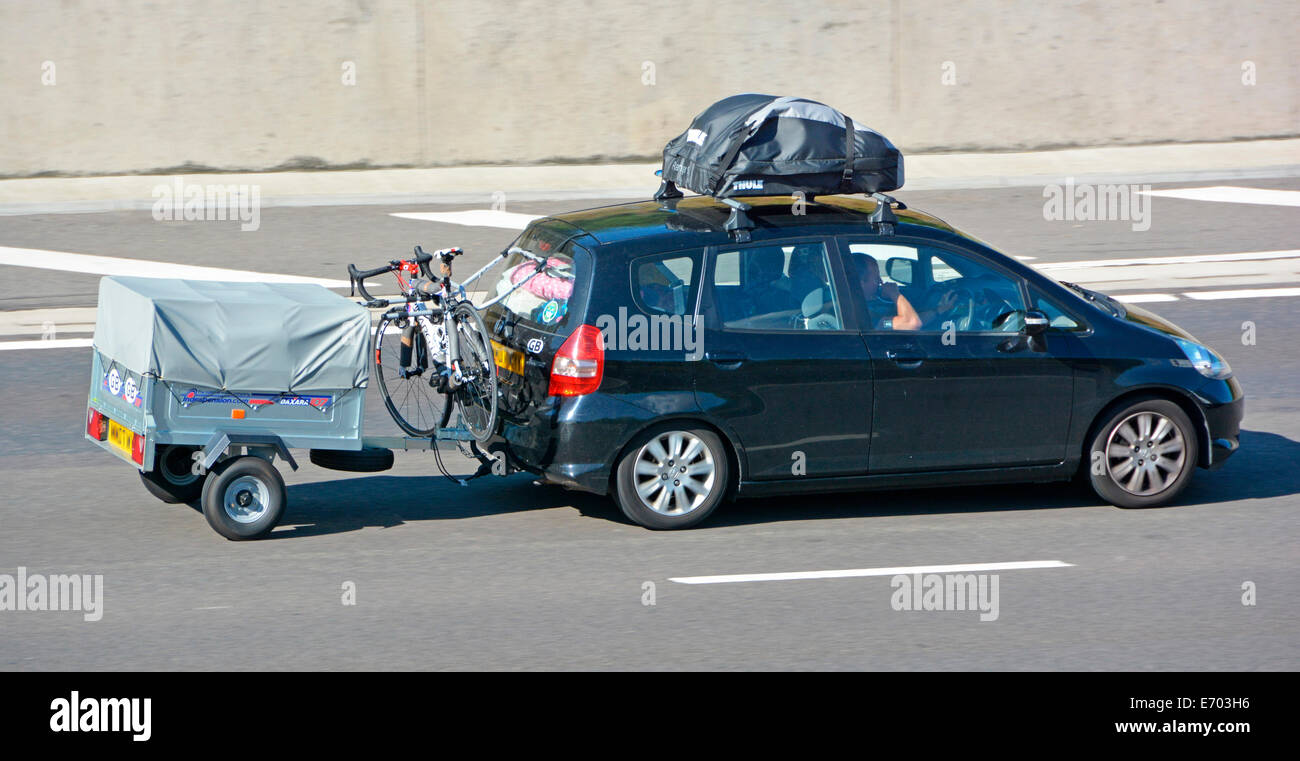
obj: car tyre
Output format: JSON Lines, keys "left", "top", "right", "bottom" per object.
{"left": 1087, "top": 398, "right": 1197, "bottom": 508}
{"left": 200, "top": 455, "right": 286, "bottom": 540}
{"left": 614, "top": 425, "right": 729, "bottom": 530}
{"left": 139, "top": 444, "right": 205, "bottom": 503}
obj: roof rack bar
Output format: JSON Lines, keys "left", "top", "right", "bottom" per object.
{"left": 721, "top": 198, "right": 754, "bottom": 242}
{"left": 653, "top": 179, "right": 683, "bottom": 202}
{"left": 869, "top": 192, "right": 904, "bottom": 235}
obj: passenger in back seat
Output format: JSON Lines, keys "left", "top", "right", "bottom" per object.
{"left": 736, "top": 248, "right": 796, "bottom": 319}
{"left": 788, "top": 244, "right": 829, "bottom": 313}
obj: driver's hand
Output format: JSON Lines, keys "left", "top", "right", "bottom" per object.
{"left": 936, "top": 289, "right": 958, "bottom": 314}
{"left": 881, "top": 282, "right": 901, "bottom": 301}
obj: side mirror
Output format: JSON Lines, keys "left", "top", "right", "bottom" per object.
{"left": 885, "top": 257, "right": 913, "bottom": 285}
{"left": 1023, "top": 309, "right": 1049, "bottom": 336}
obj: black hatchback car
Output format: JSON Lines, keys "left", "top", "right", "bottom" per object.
{"left": 481, "top": 194, "right": 1243, "bottom": 529}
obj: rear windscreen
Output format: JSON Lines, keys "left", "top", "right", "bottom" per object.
{"left": 489, "top": 226, "right": 585, "bottom": 331}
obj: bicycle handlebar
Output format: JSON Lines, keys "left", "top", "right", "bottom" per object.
{"left": 347, "top": 263, "right": 390, "bottom": 306}
{"left": 348, "top": 245, "right": 467, "bottom": 308}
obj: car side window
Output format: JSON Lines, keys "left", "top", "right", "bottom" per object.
{"left": 631, "top": 251, "right": 698, "bottom": 317}
{"left": 919, "top": 248, "right": 1027, "bottom": 332}
{"left": 845, "top": 241, "right": 1027, "bottom": 332}
{"left": 850, "top": 243, "right": 919, "bottom": 286}
{"left": 1030, "top": 287, "right": 1085, "bottom": 331}
{"left": 710, "top": 241, "right": 843, "bottom": 331}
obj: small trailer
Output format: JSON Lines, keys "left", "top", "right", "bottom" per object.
{"left": 84, "top": 276, "right": 500, "bottom": 540}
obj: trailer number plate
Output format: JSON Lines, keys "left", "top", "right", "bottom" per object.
{"left": 107, "top": 418, "right": 134, "bottom": 456}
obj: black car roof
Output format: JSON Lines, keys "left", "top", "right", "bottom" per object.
{"left": 533, "top": 195, "right": 971, "bottom": 254}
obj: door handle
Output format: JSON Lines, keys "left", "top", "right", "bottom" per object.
{"left": 886, "top": 349, "right": 924, "bottom": 369}
{"left": 704, "top": 350, "right": 747, "bottom": 368}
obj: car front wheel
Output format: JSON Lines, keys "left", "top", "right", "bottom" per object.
{"left": 614, "top": 425, "right": 729, "bottom": 529}
{"left": 1087, "top": 398, "right": 1198, "bottom": 508}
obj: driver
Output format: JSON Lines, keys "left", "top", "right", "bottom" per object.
{"left": 854, "top": 255, "right": 958, "bottom": 331}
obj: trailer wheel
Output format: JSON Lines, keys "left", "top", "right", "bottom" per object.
{"left": 201, "top": 455, "right": 286, "bottom": 540}
{"left": 140, "top": 444, "right": 206, "bottom": 503}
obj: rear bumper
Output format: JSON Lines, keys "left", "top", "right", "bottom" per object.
{"left": 492, "top": 393, "right": 654, "bottom": 495}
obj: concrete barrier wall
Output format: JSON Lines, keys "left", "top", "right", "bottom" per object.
{"left": 1, "top": 0, "right": 1295, "bottom": 177}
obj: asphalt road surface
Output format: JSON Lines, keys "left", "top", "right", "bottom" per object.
{"left": 0, "top": 179, "right": 1296, "bottom": 670}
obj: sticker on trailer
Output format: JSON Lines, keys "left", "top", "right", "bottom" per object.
{"left": 102, "top": 366, "right": 143, "bottom": 407}
{"left": 181, "top": 389, "right": 333, "bottom": 407}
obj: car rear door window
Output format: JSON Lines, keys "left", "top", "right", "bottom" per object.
{"left": 632, "top": 252, "right": 698, "bottom": 316}
{"left": 711, "top": 241, "right": 844, "bottom": 331}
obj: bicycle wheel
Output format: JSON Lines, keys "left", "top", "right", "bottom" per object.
{"left": 449, "top": 301, "right": 498, "bottom": 442}
{"left": 374, "top": 313, "right": 452, "bottom": 436}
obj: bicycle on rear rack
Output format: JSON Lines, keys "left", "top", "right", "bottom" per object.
{"left": 348, "top": 246, "right": 498, "bottom": 441}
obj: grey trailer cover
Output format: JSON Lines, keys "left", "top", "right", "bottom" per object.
{"left": 93, "top": 277, "right": 370, "bottom": 394}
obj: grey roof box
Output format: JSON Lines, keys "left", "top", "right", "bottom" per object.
{"left": 659, "top": 94, "right": 904, "bottom": 200}
{"left": 92, "top": 276, "right": 370, "bottom": 395}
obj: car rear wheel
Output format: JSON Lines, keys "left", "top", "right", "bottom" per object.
{"left": 140, "top": 444, "right": 205, "bottom": 503}
{"left": 614, "top": 425, "right": 729, "bottom": 529}
{"left": 1087, "top": 398, "right": 1197, "bottom": 508}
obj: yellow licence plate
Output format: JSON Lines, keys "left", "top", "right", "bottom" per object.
{"left": 492, "top": 340, "right": 525, "bottom": 376}
{"left": 107, "top": 418, "right": 135, "bottom": 456}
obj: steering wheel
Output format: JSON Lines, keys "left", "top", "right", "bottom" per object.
{"left": 928, "top": 285, "right": 975, "bottom": 331}
{"left": 975, "top": 289, "right": 1018, "bottom": 331}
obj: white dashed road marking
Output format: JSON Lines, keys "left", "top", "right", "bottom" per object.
{"left": 1035, "top": 249, "right": 1300, "bottom": 270}
{"left": 1112, "top": 293, "right": 1180, "bottom": 303}
{"left": 0, "top": 246, "right": 350, "bottom": 287}
{"left": 389, "top": 210, "right": 542, "bottom": 229}
{"left": 1037, "top": 249, "right": 1300, "bottom": 295}
{"left": 1181, "top": 287, "right": 1300, "bottom": 300}
{"left": 0, "top": 338, "right": 93, "bottom": 351}
{"left": 669, "top": 560, "right": 1074, "bottom": 585}
{"left": 1137, "top": 186, "right": 1300, "bottom": 207}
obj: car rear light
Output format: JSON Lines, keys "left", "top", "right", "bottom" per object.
{"left": 86, "top": 408, "right": 106, "bottom": 441}
{"left": 131, "top": 431, "right": 146, "bottom": 465}
{"left": 549, "top": 324, "right": 604, "bottom": 397}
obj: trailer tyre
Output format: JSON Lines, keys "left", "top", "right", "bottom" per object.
{"left": 201, "top": 456, "right": 286, "bottom": 540}
{"left": 140, "top": 444, "right": 206, "bottom": 503}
